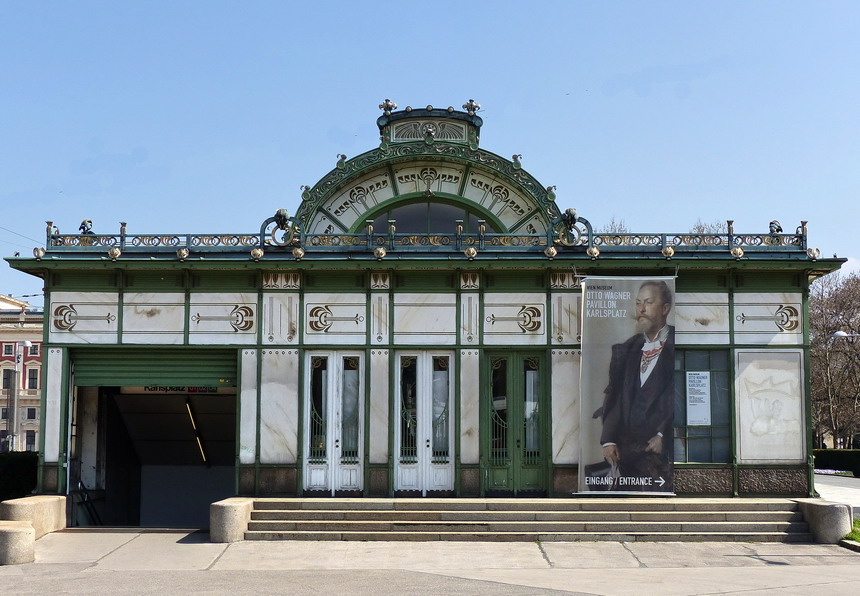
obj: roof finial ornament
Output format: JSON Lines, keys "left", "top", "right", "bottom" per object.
{"left": 336, "top": 154, "right": 347, "bottom": 169}
{"left": 79, "top": 219, "right": 93, "bottom": 234}
{"left": 462, "top": 99, "right": 481, "bottom": 116}
{"left": 378, "top": 98, "right": 397, "bottom": 115}
{"left": 769, "top": 220, "right": 783, "bottom": 234}
{"left": 512, "top": 154, "right": 523, "bottom": 169}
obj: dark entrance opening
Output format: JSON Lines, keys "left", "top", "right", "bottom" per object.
{"left": 71, "top": 387, "right": 236, "bottom": 528}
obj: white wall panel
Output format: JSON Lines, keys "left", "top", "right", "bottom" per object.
{"left": 369, "top": 349, "right": 389, "bottom": 464}
{"left": 238, "top": 349, "right": 258, "bottom": 464}
{"left": 551, "top": 350, "right": 580, "bottom": 464}
{"left": 48, "top": 292, "right": 119, "bottom": 344}
{"left": 736, "top": 349, "right": 805, "bottom": 463}
{"left": 44, "top": 348, "right": 64, "bottom": 462}
{"left": 459, "top": 350, "right": 480, "bottom": 464}
{"left": 259, "top": 349, "right": 298, "bottom": 464}
{"left": 122, "top": 292, "right": 185, "bottom": 344}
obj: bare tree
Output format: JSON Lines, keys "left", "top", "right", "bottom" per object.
{"left": 599, "top": 216, "right": 629, "bottom": 234}
{"left": 689, "top": 219, "right": 728, "bottom": 234}
{"left": 809, "top": 272, "right": 860, "bottom": 449}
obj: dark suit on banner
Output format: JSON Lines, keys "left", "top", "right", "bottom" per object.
{"left": 600, "top": 326, "right": 674, "bottom": 488}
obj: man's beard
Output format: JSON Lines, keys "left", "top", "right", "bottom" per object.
{"left": 636, "top": 316, "right": 657, "bottom": 335}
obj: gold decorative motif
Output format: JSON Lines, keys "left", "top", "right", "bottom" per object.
{"left": 460, "top": 273, "right": 479, "bottom": 289}
{"left": 661, "top": 246, "right": 675, "bottom": 258}
{"left": 736, "top": 305, "right": 799, "bottom": 332}
{"left": 486, "top": 306, "right": 542, "bottom": 333}
{"left": 191, "top": 305, "right": 255, "bottom": 332}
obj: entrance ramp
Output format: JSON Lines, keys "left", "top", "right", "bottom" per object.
{"left": 243, "top": 498, "right": 812, "bottom": 542}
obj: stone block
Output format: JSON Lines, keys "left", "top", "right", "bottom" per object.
{"left": 0, "top": 495, "right": 67, "bottom": 539}
{"left": 210, "top": 497, "right": 253, "bottom": 543}
{"left": 794, "top": 499, "right": 853, "bottom": 544}
{"left": 0, "top": 521, "right": 35, "bottom": 565}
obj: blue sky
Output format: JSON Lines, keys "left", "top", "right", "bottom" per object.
{"left": 2, "top": 1, "right": 858, "bottom": 307}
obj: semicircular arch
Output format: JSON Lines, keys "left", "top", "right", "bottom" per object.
{"left": 296, "top": 142, "right": 559, "bottom": 237}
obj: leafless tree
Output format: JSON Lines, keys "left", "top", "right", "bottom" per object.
{"left": 598, "top": 216, "right": 629, "bottom": 234}
{"left": 809, "top": 272, "right": 860, "bottom": 448}
{"left": 689, "top": 219, "right": 728, "bottom": 234}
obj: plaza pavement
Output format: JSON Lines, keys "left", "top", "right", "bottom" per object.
{"left": 0, "top": 530, "right": 858, "bottom": 595}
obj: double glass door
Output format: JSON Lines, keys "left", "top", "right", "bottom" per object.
{"left": 304, "top": 352, "right": 363, "bottom": 494}
{"left": 394, "top": 352, "right": 454, "bottom": 495}
{"left": 484, "top": 352, "right": 546, "bottom": 495}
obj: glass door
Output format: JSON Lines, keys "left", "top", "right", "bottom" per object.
{"left": 484, "top": 352, "right": 546, "bottom": 495}
{"left": 304, "top": 352, "right": 363, "bottom": 494}
{"left": 394, "top": 352, "right": 454, "bottom": 495}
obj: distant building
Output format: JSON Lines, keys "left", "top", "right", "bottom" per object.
{"left": 0, "top": 294, "right": 43, "bottom": 452}
{"left": 5, "top": 101, "right": 845, "bottom": 527}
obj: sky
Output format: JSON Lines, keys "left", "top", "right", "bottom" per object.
{"left": 2, "top": 1, "right": 859, "bottom": 308}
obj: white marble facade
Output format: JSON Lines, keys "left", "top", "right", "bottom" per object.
{"left": 483, "top": 293, "right": 546, "bottom": 345}
{"left": 459, "top": 350, "right": 480, "bottom": 464}
{"left": 735, "top": 349, "right": 805, "bottom": 463}
{"left": 122, "top": 292, "right": 185, "bottom": 344}
{"left": 304, "top": 293, "right": 368, "bottom": 345}
{"left": 49, "top": 292, "right": 119, "bottom": 344}
{"left": 261, "top": 293, "right": 300, "bottom": 345}
{"left": 188, "top": 292, "right": 258, "bottom": 345}
{"left": 733, "top": 293, "right": 803, "bottom": 346}
{"left": 259, "top": 349, "right": 299, "bottom": 464}
{"left": 551, "top": 349, "right": 580, "bottom": 465}
{"left": 393, "top": 293, "right": 457, "bottom": 345}
{"left": 675, "top": 292, "right": 730, "bottom": 345}
{"left": 369, "top": 350, "right": 389, "bottom": 464}
{"left": 238, "top": 349, "right": 258, "bottom": 465}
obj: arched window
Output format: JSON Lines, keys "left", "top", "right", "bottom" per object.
{"left": 366, "top": 201, "right": 500, "bottom": 234}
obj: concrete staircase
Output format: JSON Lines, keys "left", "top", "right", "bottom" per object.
{"left": 243, "top": 498, "right": 812, "bottom": 542}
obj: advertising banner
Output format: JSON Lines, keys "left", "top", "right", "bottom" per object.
{"left": 579, "top": 277, "right": 675, "bottom": 494}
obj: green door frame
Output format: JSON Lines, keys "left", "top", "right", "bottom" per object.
{"left": 480, "top": 350, "right": 548, "bottom": 496}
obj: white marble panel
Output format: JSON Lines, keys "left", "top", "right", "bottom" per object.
{"left": 734, "top": 293, "right": 802, "bottom": 346}
{"left": 370, "top": 294, "right": 389, "bottom": 345}
{"left": 550, "top": 293, "right": 581, "bottom": 346}
{"left": 44, "top": 348, "right": 64, "bottom": 462}
{"left": 483, "top": 293, "right": 546, "bottom": 345}
{"left": 393, "top": 294, "right": 456, "bottom": 345}
{"left": 735, "top": 349, "right": 805, "bottom": 463}
{"left": 369, "top": 349, "right": 389, "bottom": 464}
{"left": 675, "top": 292, "right": 730, "bottom": 345}
{"left": 261, "top": 293, "right": 300, "bottom": 345}
{"left": 259, "top": 349, "right": 298, "bottom": 464}
{"left": 392, "top": 162, "right": 464, "bottom": 196}
{"left": 49, "top": 292, "right": 119, "bottom": 344}
{"left": 122, "top": 292, "right": 185, "bottom": 344}
{"left": 315, "top": 169, "right": 395, "bottom": 232}
{"left": 460, "top": 293, "right": 479, "bottom": 345}
{"left": 304, "top": 293, "right": 367, "bottom": 345}
{"left": 238, "top": 349, "right": 258, "bottom": 464}
{"left": 552, "top": 350, "right": 580, "bottom": 464}
{"left": 188, "top": 293, "right": 257, "bottom": 345}
{"left": 459, "top": 350, "right": 480, "bottom": 464}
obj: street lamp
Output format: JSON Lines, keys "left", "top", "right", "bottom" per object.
{"left": 832, "top": 331, "right": 860, "bottom": 340}
{"left": 5, "top": 341, "right": 32, "bottom": 452}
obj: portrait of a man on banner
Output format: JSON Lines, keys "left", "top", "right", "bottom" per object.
{"left": 580, "top": 277, "right": 675, "bottom": 493}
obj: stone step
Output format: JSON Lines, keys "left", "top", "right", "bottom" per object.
{"left": 246, "top": 519, "right": 808, "bottom": 533}
{"left": 249, "top": 509, "right": 803, "bottom": 523}
{"left": 251, "top": 498, "right": 801, "bottom": 513}
{"left": 244, "top": 530, "right": 814, "bottom": 543}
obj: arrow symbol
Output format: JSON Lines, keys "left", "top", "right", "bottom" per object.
{"left": 656, "top": 477, "right": 666, "bottom": 487}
